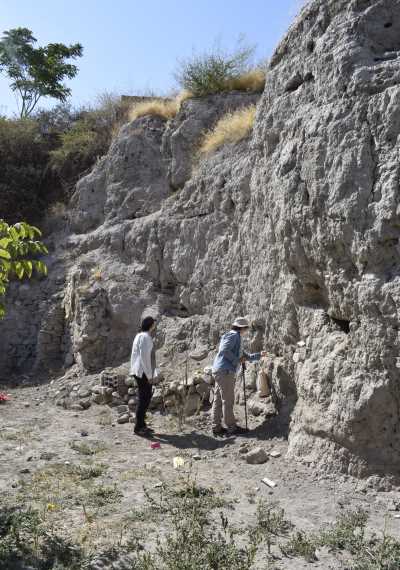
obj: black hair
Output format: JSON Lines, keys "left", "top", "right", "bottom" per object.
{"left": 141, "top": 316, "right": 156, "bottom": 332}
{"left": 232, "top": 325, "right": 248, "bottom": 332}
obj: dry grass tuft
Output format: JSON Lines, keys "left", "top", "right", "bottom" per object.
{"left": 129, "top": 99, "right": 178, "bottom": 122}
{"left": 227, "top": 69, "right": 266, "bottom": 92}
{"left": 175, "top": 89, "right": 194, "bottom": 106}
{"left": 199, "top": 105, "right": 256, "bottom": 155}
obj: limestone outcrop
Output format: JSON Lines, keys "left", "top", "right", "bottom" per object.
{"left": 1, "top": 0, "right": 400, "bottom": 478}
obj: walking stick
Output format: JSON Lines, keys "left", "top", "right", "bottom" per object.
{"left": 242, "top": 362, "right": 248, "bottom": 431}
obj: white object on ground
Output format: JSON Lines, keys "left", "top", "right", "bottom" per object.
{"left": 270, "top": 450, "right": 281, "bottom": 458}
{"left": 173, "top": 456, "right": 185, "bottom": 469}
{"left": 262, "top": 477, "right": 277, "bottom": 488}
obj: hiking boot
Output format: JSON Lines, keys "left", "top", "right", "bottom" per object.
{"left": 228, "top": 425, "right": 249, "bottom": 436}
{"left": 212, "top": 426, "right": 227, "bottom": 437}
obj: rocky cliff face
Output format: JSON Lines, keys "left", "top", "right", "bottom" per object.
{"left": 1, "top": 0, "right": 400, "bottom": 479}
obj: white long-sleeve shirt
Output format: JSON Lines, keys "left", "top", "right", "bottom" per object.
{"left": 129, "top": 332, "right": 155, "bottom": 379}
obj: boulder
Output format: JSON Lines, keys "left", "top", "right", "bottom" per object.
{"left": 245, "top": 448, "right": 269, "bottom": 465}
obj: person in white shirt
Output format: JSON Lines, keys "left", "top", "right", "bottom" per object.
{"left": 130, "top": 316, "right": 158, "bottom": 436}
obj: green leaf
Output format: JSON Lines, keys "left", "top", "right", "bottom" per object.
{"left": 22, "top": 260, "right": 33, "bottom": 278}
{"left": 13, "top": 261, "right": 24, "bottom": 279}
{"left": 9, "top": 227, "right": 19, "bottom": 241}
{"left": 0, "top": 238, "right": 11, "bottom": 249}
{"left": 0, "top": 248, "right": 11, "bottom": 260}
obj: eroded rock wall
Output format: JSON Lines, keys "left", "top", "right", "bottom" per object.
{"left": 1, "top": 0, "right": 400, "bottom": 478}
{"left": 246, "top": 0, "right": 400, "bottom": 477}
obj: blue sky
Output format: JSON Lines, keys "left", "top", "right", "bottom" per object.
{"left": 0, "top": 0, "right": 305, "bottom": 116}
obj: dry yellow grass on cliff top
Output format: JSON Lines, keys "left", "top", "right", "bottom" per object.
{"left": 200, "top": 105, "right": 256, "bottom": 155}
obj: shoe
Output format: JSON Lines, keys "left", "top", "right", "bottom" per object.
{"left": 134, "top": 426, "right": 152, "bottom": 437}
{"left": 228, "top": 425, "right": 249, "bottom": 436}
{"left": 212, "top": 426, "right": 227, "bottom": 437}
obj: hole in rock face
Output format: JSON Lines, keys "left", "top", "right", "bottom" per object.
{"left": 306, "top": 39, "right": 315, "bottom": 54}
{"left": 285, "top": 74, "right": 304, "bottom": 93}
{"left": 384, "top": 22, "right": 393, "bottom": 28}
{"left": 331, "top": 317, "right": 350, "bottom": 334}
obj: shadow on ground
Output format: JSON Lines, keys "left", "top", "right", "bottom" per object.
{"left": 152, "top": 431, "right": 237, "bottom": 451}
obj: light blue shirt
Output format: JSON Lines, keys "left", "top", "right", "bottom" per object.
{"left": 212, "top": 330, "right": 261, "bottom": 374}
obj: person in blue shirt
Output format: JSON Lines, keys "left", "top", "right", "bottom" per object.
{"left": 212, "top": 317, "right": 266, "bottom": 436}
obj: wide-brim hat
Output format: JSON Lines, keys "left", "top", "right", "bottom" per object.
{"left": 232, "top": 317, "right": 250, "bottom": 328}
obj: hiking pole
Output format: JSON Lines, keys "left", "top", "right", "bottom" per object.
{"left": 242, "top": 362, "right": 248, "bottom": 431}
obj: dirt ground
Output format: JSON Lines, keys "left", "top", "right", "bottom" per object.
{"left": 1, "top": 383, "right": 400, "bottom": 569}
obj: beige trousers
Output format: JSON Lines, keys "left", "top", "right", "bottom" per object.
{"left": 212, "top": 371, "right": 236, "bottom": 429}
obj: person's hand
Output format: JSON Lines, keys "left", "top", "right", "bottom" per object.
{"left": 261, "top": 351, "right": 267, "bottom": 358}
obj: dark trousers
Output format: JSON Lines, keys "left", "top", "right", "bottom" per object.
{"left": 135, "top": 373, "right": 153, "bottom": 428}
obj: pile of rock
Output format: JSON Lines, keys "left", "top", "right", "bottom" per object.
{"left": 53, "top": 364, "right": 214, "bottom": 424}
{"left": 52, "top": 360, "right": 278, "bottom": 426}
{"left": 158, "top": 368, "right": 213, "bottom": 416}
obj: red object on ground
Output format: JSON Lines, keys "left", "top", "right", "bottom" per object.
{"left": 0, "top": 393, "right": 10, "bottom": 403}
{"left": 150, "top": 442, "right": 160, "bottom": 449}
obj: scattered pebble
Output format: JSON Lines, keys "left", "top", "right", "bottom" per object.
{"left": 270, "top": 450, "right": 281, "bottom": 458}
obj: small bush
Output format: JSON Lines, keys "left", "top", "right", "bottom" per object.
{"left": 318, "top": 508, "right": 368, "bottom": 554}
{"left": 129, "top": 99, "right": 178, "bottom": 122}
{"left": 69, "top": 440, "right": 107, "bottom": 455}
{"left": 75, "top": 463, "right": 106, "bottom": 480}
{"left": 281, "top": 531, "right": 318, "bottom": 562}
{"left": 175, "top": 42, "right": 256, "bottom": 97}
{"left": 49, "top": 92, "right": 128, "bottom": 191}
{"left": 87, "top": 484, "right": 123, "bottom": 507}
{"left": 49, "top": 114, "right": 108, "bottom": 184}
{"left": 252, "top": 499, "right": 293, "bottom": 555}
{"left": 200, "top": 105, "right": 256, "bottom": 155}
{"left": 143, "top": 478, "right": 257, "bottom": 570}
{"left": 0, "top": 506, "right": 84, "bottom": 569}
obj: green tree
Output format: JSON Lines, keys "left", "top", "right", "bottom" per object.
{"left": 0, "top": 27, "right": 82, "bottom": 118}
{"left": 0, "top": 220, "right": 48, "bottom": 318}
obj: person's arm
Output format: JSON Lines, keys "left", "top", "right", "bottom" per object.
{"left": 219, "top": 334, "right": 240, "bottom": 366}
{"left": 139, "top": 334, "right": 153, "bottom": 379}
{"left": 129, "top": 336, "right": 138, "bottom": 374}
{"left": 243, "top": 350, "right": 267, "bottom": 363}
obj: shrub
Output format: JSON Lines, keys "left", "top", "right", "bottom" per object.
{"left": 49, "top": 95, "right": 124, "bottom": 188}
{"left": 281, "top": 531, "right": 318, "bottom": 562}
{"left": 318, "top": 508, "right": 368, "bottom": 554}
{"left": 129, "top": 98, "right": 178, "bottom": 122}
{"left": 252, "top": 499, "right": 292, "bottom": 555}
{"left": 0, "top": 93, "right": 126, "bottom": 224}
{"left": 0, "top": 506, "right": 84, "bottom": 569}
{"left": 0, "top": 118, "right": 54, "bottom": 223}
{"left": 143, "top": 478, "right": 257, "bottom": 570}
{"left": 175, "top": 42, "right": 259, "bottom": 96}
{"left": 199, "top": 105, "right": 256, "bottom": 155}
{"left": 49, "top": 117, "right": 104, "bottom": 180}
